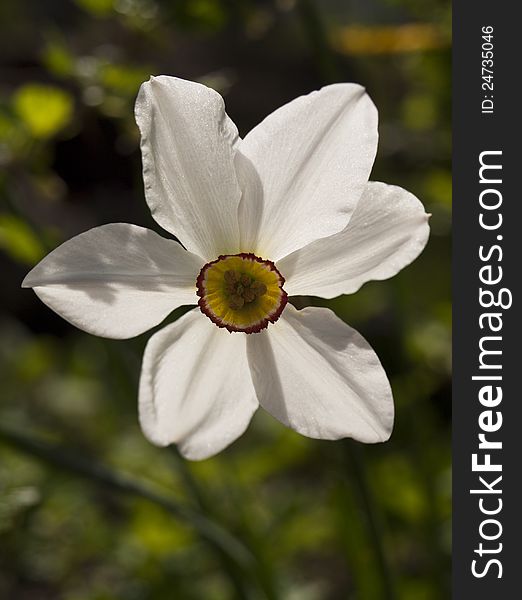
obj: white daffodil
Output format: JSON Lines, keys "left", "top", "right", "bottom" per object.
{"left": 23, "top": 76, "right": 429, "bottom": 460}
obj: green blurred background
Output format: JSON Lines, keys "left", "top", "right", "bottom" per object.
{"left": 0, "top": 0, "right": 451, "bottom": 598}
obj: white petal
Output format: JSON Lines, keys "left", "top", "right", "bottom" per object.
{"left": 23, "top": 224, "right": 203, "bottom": 339}
{"left": 139, "top": 308, "right": 258, "bottom": 460}
{"left": 247, "top": 304, "right": 393, "bottom": 442}
{"left": 135, "top": 76, "right": 242, "bottom": 260}
{"left": 279, "top": 182, "right": 430, "bottom": 298}
{"left": 237, "top": 84, "right": 378, "bottom": 260}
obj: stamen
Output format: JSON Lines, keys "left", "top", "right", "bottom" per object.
{"left": 222, "top": 269, "right": 268, "bottom": 310}
{"left": 251, "top": 281, "right": 267, "bottom": 296}
{"left": 229, "top": 294, "right": 245, "bottom": 310}
{"left": 224, "top": 270, "right": 238, "bottom": 284}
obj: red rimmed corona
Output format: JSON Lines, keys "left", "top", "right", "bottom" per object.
{"left": 196, "top": 253, "right": 288, "bottom": 333}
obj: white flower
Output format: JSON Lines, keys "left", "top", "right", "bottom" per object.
{"left": 23, "top": 76, "right": 429, "bottom": 460}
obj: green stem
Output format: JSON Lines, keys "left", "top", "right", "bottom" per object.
{"left": 170, "top": 448, "right": 280, "bottom": 600}
{"left": 0, "top": 425, "right": 254, "bottom": 574}
{"left": 169, "top": 448, "right": 255, "bottom": 600}
{"left": 345, "top": 442, "right": 397, "bottom": 600}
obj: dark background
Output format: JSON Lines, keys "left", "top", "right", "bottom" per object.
{"left": 0, "top": 1, "right": 451, "bottom": 598}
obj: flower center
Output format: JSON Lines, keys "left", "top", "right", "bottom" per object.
{"left": 196, "top": 253, "right": 288, "bottom": 333}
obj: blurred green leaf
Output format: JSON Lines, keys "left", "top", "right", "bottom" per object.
{"left": 130, "top": 503, "right": 192, "bottom": 554}
{"left": 0, "top": 111, "right": 19, "bottom": 143}
{"left": 13, "top": 84, "right": 74, "bottom": 139}
{"left": 42, "top": 40, "right": 75, "bottom": 77}
{"left": 14, "top": 337, "right": 57, "bottom": 382}
{"left": 100, "top": 63, "right": 151, "bottom": 95}
{"left": 0, "top": 486, "right": 41, "bottom": 533}
{"left": 407, "top": 317, "right": 451, "bottom": 373}
{"left": 75, "top": 0, "right": 113, "bottom": 17}
{"left": 424, "top": 169, "right": 452, "bottom": 207}
{"left": 188, "top": 0, "right": 226, "bottom": 28}
{"left": 0, "top": 214, "right": 46, "bottom": 265}
{"left": 0, "top": 110, "right": 28, "bottom": 159}
{"left": 373, "top": 454, "right": 427, "bottom": 522}
{"left": 402, "top": 93, "right": 438, "bottom": 130}
{"left": 172, "top": 0, "right": 227, "bottom": 31}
